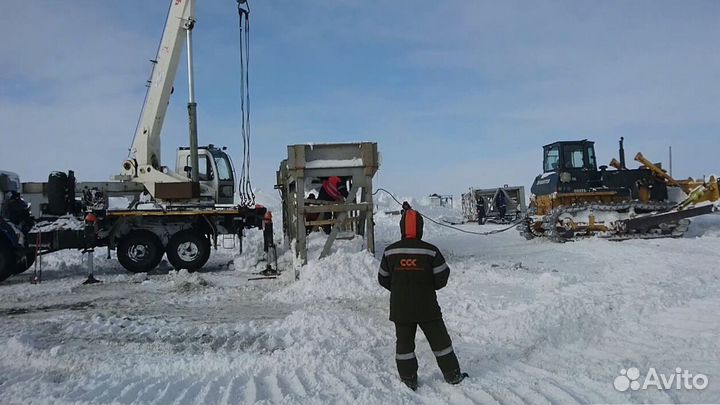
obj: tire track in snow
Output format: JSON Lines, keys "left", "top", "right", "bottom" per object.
{"left": 481, "top": 380, "right": 529, "bottom": 405}
{"left": 223, "top": 376, "right": 248, "bottom": 405}
{"left": 153, "top": 378, "right": 187, "bottom": 404}
{"left": 196, "top": 376, "right": 229, "bottom": 405}
{"left": 511, "top": 361, "right": 592, "bottom": 404}
{"left": 276, "top": 368, "right": 308, "bottom": 398}
{"left": 464, "top": 387, "right": 500, "bottom": 405}
{"left": 134, "top": 377, "right": 168, "bottom": 404}
{"left": 218, "top": 376, "right": 238, "bottom": 405}
{"left": 76, "top": 377, "right": 116, "bottom": 403}
{"left": 258, "top": 373, "right": 284, "bottom": 403}
{"left": 504, "top": 380, "right": 554, "bottom": 405}
{"left": 115, "top": 379, "right": 146, "bottom": 404}
{"left": 295, "top": 365, "right": 321, "bottom": 394}
{"left": 92, "top": 379, "right": 132, "bottom": 404}
{"left": 175, "top": 378, "right": 204, "bottom": 404}
{"left": 241, "top": 375, "right": 257, "bottom": 404}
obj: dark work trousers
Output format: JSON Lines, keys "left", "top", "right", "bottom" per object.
{"left": 477, "top": 207, "right": 485, "bottom": 224}
{"left": 394, "top": 319, "right": 460, "bottom": 379}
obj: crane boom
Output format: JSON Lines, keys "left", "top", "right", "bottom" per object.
{"left": 116, "top": 0, "right": 245, "bottom": 205}
{"left": 131, "top": 0, "right": 195, "bottom": 170}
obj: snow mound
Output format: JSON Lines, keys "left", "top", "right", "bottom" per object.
{"left": 168, "top": 269, "right": 210, "bottom": 292}
{"left": 269, "top": 250, "right": 382, "bottom": 303}
{"left": 685, "top": 214, "right": 720, "bottom": 238}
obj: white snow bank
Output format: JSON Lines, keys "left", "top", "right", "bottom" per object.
{"left": 168, "top": 269, "right": 211, "bottom": 292}
{"left": 684, "top": 213, "right": 720, "bottom": 238}
{"left": 268, "top": 248, "right": 382, "bottom": 304}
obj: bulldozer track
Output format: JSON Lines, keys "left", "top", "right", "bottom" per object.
{"left": 522, "top": 200, "right": 687, "bottom": 242}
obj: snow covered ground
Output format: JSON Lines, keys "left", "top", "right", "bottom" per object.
{"left": 1, "top": 194, "right": 719, "bottom": 405}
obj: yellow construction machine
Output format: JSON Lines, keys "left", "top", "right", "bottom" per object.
{"left": 520, "top": 138, "right": 719, "bottom": 241}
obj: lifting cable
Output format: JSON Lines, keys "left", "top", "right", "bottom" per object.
{"left": 372, "top": 188, "right": 525, "bottom": 236}
{"left": 237, "top": 0, "right": 255, "bottom": 206}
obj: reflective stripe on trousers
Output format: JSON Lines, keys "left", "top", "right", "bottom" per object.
{"left": 433, "top": 345, "right": 453, "bottom": 357}
{"left": 396, "top": 352, "right": 416, "bottom": 361}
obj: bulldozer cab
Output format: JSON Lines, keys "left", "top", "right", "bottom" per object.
{"left": 543, "top": 140, "right": 597, "bottom": 173}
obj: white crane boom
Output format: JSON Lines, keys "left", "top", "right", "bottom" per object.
{"left": 116, "top": 0, "right": 245, "bottom": 205}
{"left": 131, "top": 0, "right": 195, "bottom": 170}
{"left": 117, "top": 0, "right": 206, "bottom": 201}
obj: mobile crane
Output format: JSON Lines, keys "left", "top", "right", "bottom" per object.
{"left": 1, "top": 0, "right": 267, "bottom": 281}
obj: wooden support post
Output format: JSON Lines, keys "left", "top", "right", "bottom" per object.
{"left": 319, "top": 182, "right": 359, "bottom": 259}
{"left": 366, "top": 177, "right": 375, "bottom": 254}
{"left": 295, "top": 176, "right": 307, "bottom": 265}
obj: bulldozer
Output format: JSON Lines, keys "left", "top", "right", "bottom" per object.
{"left": 520, "top": 138, "right": 719, "bottom": 241}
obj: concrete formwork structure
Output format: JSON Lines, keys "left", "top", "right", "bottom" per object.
{"left": 276, "top": 143, "right": 379, "bottom": 264}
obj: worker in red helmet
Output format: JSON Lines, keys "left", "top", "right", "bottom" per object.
{"left": 316, "top": 176, "right": 348, "bottom": 234}
{"left": 378, "top": 206, "right": 468, "bottom": 391}
{"left": 317, "top": 176, "right": 344, "bottom": 202}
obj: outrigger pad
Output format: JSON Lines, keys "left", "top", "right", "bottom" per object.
{"left": 82, "top": 274, "right": 102, "bottom": 285}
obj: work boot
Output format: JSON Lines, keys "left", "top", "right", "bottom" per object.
{"left": 445, "top": 371, "right": 469, "bottom": 385}
{"left": 401, "top": 375, "right": 418, "bottom": 391}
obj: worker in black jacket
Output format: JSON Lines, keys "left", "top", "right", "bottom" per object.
{"left": 378, "top": 206, "right": 468, "bottom": 391}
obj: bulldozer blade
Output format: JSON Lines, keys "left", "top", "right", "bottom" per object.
{"left": 620, "top": 204, "right": 716, "bottom": 233}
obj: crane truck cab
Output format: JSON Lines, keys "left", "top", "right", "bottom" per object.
{"left": 175, "top": 144, "right": 235, "bottom": 205}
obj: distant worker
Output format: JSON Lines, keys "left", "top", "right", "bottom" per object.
{"left": 475, "top": 196, "right": 485, "bottom": 225}
{"left": 305, "top": 193, "right": 319, "bottom": 234}
{"left": 495, "top": 190, "right": 507, "bottom": 219}
{"left": 1, "top": 191, "right": 32, "bottom": 233}
{"left": 378, "top": 206, "right": 468, "bottom": 391}
{"left": 261, "top": 211, "right": 279, "bottom": 276}
{"left": 317, "top": 176, "right": 347, "bottom": 234}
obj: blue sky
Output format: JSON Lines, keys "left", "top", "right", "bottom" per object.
{"left": 1, "top": 0, "right": 719, "bottom": 198}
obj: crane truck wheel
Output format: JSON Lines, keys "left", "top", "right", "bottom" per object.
{"left": 165, "top": 231, "right": 211, "bottom": 272}
{"left": 0, "top": 244, "right": 17, "bottom": 282}
{"left": 117, "top": 231, "right": 164, "bottom": 273}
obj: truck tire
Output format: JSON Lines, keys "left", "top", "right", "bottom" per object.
{"left": 47, "top": 171, "right": 68, "bottom": 215}
{"left": 117, "top": 231, "right": 164, "bottom": 273}
{"left": 165, "top": 231, "right": 211, "bottom": 272}
{"left": 0, "top": 244, "right": 17, "bottom": 282}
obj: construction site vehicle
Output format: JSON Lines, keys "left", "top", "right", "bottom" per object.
{"left": 429, "top": 194, "right": 454, "bottom": 208}
{"left": 0, "top": 171, "right": 36, "bottom": 282}
{"left": 1, "top": 0, "right": 267, "bottom": 281}
{"left": 520, "top": 138, "right": 719, "bottom": 241}
{"left": 462, "top": 186, "right": 527, "bottom": 224}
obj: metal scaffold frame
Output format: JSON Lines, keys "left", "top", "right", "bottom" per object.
{"left": 461, "top": 186, "right": 527, "bottom": 223}
{"left": 276, "top": 143, "right": 380, "bottom": 265}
